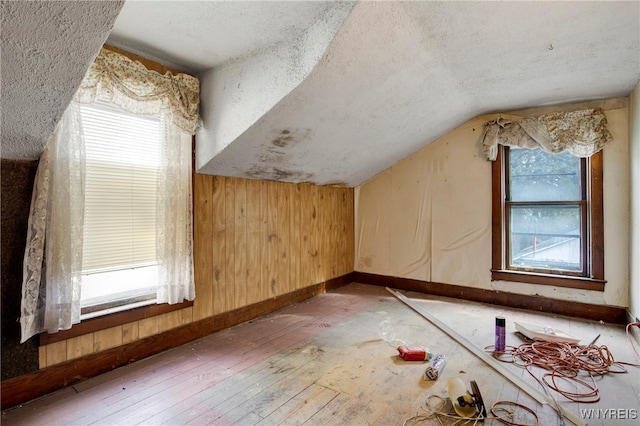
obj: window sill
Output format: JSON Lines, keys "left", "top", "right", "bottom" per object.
{"left": 39, "top": 300, "right": 193, "bottom": 346}
{"left": 491, "top": 269, "right": 605, "bottom": 291}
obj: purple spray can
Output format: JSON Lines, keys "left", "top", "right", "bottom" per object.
{"left": 495, "top": 316, "right": 506, "bottom": 352}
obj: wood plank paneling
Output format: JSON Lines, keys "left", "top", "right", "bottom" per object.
{"left": 246, "top": 179, "right": 262, "bottom": 305}
{"left": 290, "top": 184, "right": 302, "bottom": 290}
{"left": 193, "top": 176, "right": 352, "bottom": 306}
{"left": 38, "top": 347, "right": 46, "bottom": 370}
{"left": 93, "top": 326, "right": 122, "bottom": 353}
{"left": 28, "top": 175, "right": 354, "bottom": 379}
{"left": 180, "top": 306, "right": 193, "bottom": 325}
{"left": 301, "top": 184, "right": 315, "bottom": 286}
{"left": 267, "top": 181, "right": 279, "bottom": 297}
{"left": 340, "top": 188, "right": 351, "bottom": 276}
{"left": 225, "top": 178, "right": 236, "bottom": 310}
{"left": 344, "top": 188, "right": 353, "bottom": 274}
{"left": 45, "top": 341, "right": 66, "bottom": 368}
{"left": 277, "top": 182, "right": 290, "bottom": 295}
{"left": 121, "top": 322, "right": 139, "bottom": 344}
{"left": 315, "top": 184, "right": 324, "bottom": 282}
{"left": 259, "top": 180, "right": 270, "bottom": 302}
{"left": 138, "top": 317, "right": 158, "bottom": 339}
{"left": 211, "top": 175, "right": 227, "bottom": 314}
{"left": 331, "top": 187, "right": 338, "bottom": 275}
{"left": 311, "top": 184, "right": 322, "bottom": 284}
{"left": 66, "top": 334, "right": 93, "bottom": 361}
{"left": 193, "top": 173, "right": 214, "bottom": 321}
{"left": 157, "top": 310, "right": 183, "bottom": 334}
{"left": 234, "top": 179, "right": 247, "bottom": 308}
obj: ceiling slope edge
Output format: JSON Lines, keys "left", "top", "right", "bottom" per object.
{"left": 197, "top": 1, "right": 640, "bottom": 188}
{"left": 197, "top": 1, "right": 472, "bottom": 187}
{"left": 195, "top": 1, "right": 357, "bottom": 173}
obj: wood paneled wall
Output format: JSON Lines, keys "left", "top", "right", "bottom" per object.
{"left": 192, "top": 175, "right": 354, "bottom": 320}
{"left": 38, "top": 175, "right": 354, "bottom": 367}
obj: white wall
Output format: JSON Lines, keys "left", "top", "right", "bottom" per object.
{"left": 630, "top": 83, "right": 640, "bottom": 321}
{"left": 355, "top": 98, "right": 630, "bottom": 309}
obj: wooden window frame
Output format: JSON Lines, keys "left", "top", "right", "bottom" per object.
{"left": 39, "top": 46, "right": 196, "bottom": 346}
{"left": 491, "top": 145, "right": 605, "bottom": 291}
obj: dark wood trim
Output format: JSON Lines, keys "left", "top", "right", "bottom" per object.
{"left": 1, "top": 273, "right": 354, "bottom": 410}
{"left": 490, "top": 270, "right": 605, "bottom": 291}
{"left": 590, "top": 151, "right": 605, "bottom": 280}
{"left": 102, "top": 44, "right": 188, "bottom": 76}
{"left": 39, "top": 300, "right": 194, "bottom": 346}
{"left": 491, "top": 147, "right": 504, "bottom": 271}
{"left": 354, "top": 272, "right": 625, "bottom": 324}
{"left": 491, "top": 146, "right": 605, "bottom": 289}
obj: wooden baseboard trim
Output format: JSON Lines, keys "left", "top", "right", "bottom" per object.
{"left": 354, "top": 272, "right": 627, "bottom": 324}
{"left": 1, "top": 272, "right": 354, "bottom": 410}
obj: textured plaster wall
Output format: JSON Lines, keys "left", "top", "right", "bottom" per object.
{"left": 1, "top": 160, "right": 40, "bottom": 380}
{"left": 1, "top": 0, "right": 124, "bottom": 160}
{"left": 355, "top": 99, "right": 631, "bottom": 309}
{"left": 630, "top": 83, "right": 640, "bottom": 321}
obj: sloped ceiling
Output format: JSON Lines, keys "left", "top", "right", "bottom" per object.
{"left": 1, "top": 0, "right": 125, "bottom": 160}
{"left": 2, "top": 1, "right": 639, "bottom": 188}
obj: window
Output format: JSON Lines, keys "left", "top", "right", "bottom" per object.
{"left": 78, "top": 99, "right": 162, "bottom": 318}
{"left": 20, "top": 46, "right": 198, "bottom": 344}
{"left": 491, "top": 145, "right": 605, "bottom": 291}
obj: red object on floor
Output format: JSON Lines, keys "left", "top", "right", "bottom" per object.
{"left": 397, "top": 346, "right": 432, "bottom": 361}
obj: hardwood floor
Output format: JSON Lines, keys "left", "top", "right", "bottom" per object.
{"left": 2, "top": 283, "right": 639, "bottom": 425}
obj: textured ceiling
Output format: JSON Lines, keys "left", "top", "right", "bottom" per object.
{"left": 107, "top": 0, "right": 344, "bottom": 72}
{"left": 2, "top": 1, "right": 639, "bottom": 188}
{"left": 1, "top": 0, "right": 125, "bottom": 160}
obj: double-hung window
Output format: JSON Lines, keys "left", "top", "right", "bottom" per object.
{"left": 19, "top": 46, "right": 199, "bottom": 344}
{"left": 491, "top": 145, "right": 605, "bottom": 291}
{"left": 78, "top": 99, "right": 162, "bottom": 318}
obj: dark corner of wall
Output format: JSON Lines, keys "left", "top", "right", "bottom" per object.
{"left": 1, "top": 159, "right": 40, "bottom": 380}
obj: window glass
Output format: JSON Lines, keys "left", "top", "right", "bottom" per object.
{"left": 509, "top": 205, "right": 582, "bottom": 272}
{"left": 492, "top": 143, "right": 604, "bottom": 290}
{"left": 506, "top": 148, "right": 586, "bottom": 275}
{"left": 508, "top": 148, "right": 581, "bottom": 202}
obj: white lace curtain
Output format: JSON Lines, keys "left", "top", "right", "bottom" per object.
{"left": 480, "top": 108, "right": 612, "bottom": 161}
{"left": 20, "top": 47, "right": 200, "bottom": 343}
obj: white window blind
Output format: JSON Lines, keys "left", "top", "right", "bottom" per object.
{"left": 79, "top": 100, "right": 161, "bottom": 274}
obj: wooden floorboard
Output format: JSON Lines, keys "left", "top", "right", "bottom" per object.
{"left": 2, "top": 283, "right": 639, "bottom": 425}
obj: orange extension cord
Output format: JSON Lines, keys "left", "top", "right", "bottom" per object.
{"left": 627, "top": 322, "right": 640, "bottom": 362}
{"left": 485, "top": 323, "right": 640, "bottom": 404}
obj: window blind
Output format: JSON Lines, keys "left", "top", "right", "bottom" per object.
{"left": 79, "top": 100, "right": 161, "bottom": 273}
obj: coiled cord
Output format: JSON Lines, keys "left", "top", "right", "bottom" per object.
{"left": 402, "top": 394, "right": 539, "bottom": 426}
{"left": 485, "top": 335, "right": 640, "bottom": 403}
{"left": 626, "top": 322, "right": 640, "bottom": 362}
{"left": 403, "top": 324, "right": 640, "bottom": 424}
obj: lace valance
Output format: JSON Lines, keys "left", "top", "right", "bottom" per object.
{"left": 480, "top": 108, "right": 612, "bottom": 161}
{"left": 20, "top": 47, "right": 197, "bottom": 343}
{"left": 74, "top": 47, "right": 200, "bottom": 134}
